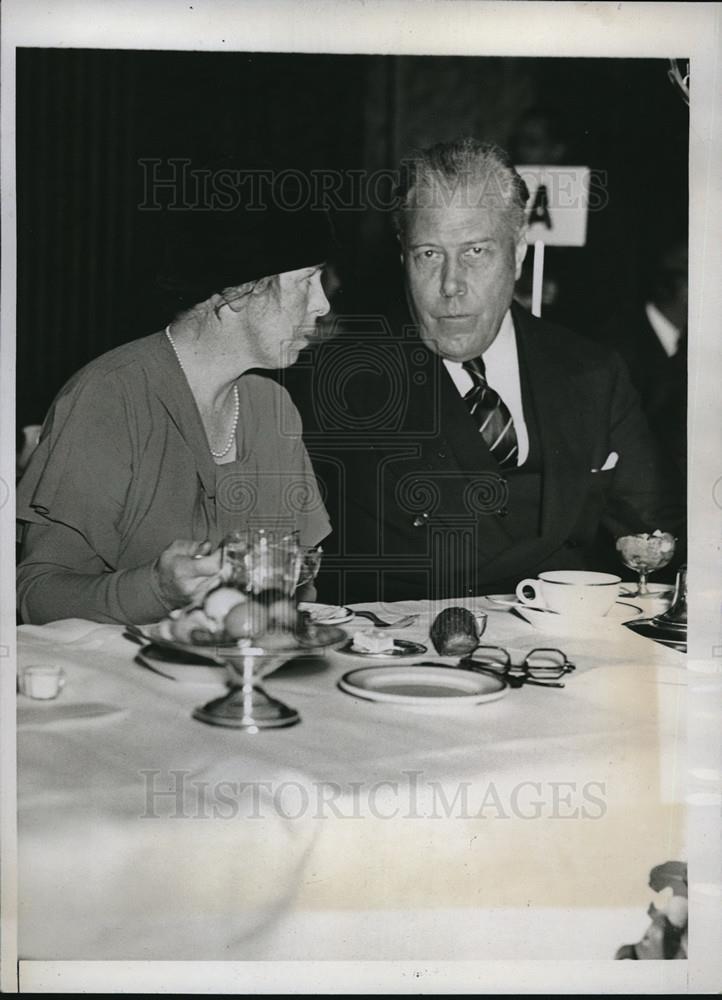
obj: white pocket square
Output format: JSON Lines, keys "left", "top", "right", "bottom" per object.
{"left": 592, "top": 451, "right": 619, "bottom": 473}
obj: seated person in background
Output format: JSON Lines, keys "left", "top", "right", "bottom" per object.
{"left": 508, "top": 105, "right": 585, "bottom": 331}
{"left": 285, "top": 137, "right": 684, "bottom": 604}
{"left": 17, "top": 172, "right": 332, "bottom": 625}
{"left": 591, "top": 235, "right": 688, "bottom": 483}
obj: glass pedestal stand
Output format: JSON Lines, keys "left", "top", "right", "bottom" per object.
{"left": 192, "top": 627, "right": 347, "bottom": 732}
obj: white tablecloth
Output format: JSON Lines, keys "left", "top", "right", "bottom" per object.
{"left": 16, "top": 598, "right": 686, "bottom": 961}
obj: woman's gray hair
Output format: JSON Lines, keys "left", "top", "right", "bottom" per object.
{"left": 393, "top": 137, "right": 529, "bottom": 244}
{"left": 175, "top": 274, "right": 279, "bottom": 325}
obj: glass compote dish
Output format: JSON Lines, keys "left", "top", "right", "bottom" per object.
{"left": 616, "top": 531, "right": 676, "bottom": 601}
{"left": 131, "top": 529, "right": 345, "bottom": 731}
{"left": 190, "top": 528, "right": 344, "bottom": 730}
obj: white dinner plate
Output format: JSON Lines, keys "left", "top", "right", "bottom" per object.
{"left": 298, "top": 602, "right": 353, "bottom": 625}
{"left": 338, "top": 664, "right": 508, "bottom": 706}
{"left": 512, "top": 600, "right": 643, "bottom": 634}
{"left": 135, "top": 647, "right": 228, "bottom": 685}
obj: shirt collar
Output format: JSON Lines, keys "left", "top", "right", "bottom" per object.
{"left": 481, "top": 309, "right": 515, "bottom": 368}
{"left": 645, "top": 301, "right": 682, "bottom": 358}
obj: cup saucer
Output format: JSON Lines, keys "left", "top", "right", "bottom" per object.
{"left": 512, "top": 600, "right": 643, "bottom": 634}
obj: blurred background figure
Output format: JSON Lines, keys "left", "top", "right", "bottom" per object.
{"left": 508, "top": 106, "right": 580, "bottom": 327}
{"left": 591, "top": 234, "right": 688, "bottom": 484}
{"left": 508, "top": 104, "right": 570, "bottom": 166}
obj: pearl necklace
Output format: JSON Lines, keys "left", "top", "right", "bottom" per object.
{"left": 165, "top": 325, "right": 240, "bottom": 459}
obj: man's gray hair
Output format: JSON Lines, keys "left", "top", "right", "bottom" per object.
{"left": 393, "top": 137, "right": 529, "bottom": 243}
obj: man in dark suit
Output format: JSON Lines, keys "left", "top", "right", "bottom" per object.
{"left": 286, "top": 137, "right": 682, "bottom": 603}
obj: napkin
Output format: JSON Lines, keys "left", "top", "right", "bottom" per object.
{"left": 18, "top": 619, "right": 118, "bottom": 647}
{"left": 17, "top": 701, "right": 127, "bottom": 728}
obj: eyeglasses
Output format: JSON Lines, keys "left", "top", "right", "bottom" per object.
{"left": 461, "top": 645, "right": 576, "bottom": 688}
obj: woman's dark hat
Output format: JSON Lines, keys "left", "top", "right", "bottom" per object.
{"left": 156, "top": 157, "right": 336, "bottom": 311}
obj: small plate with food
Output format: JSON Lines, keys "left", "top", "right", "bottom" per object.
{"left": 339, "top": 628, "right": 427, "bottom": 658}
{"left": 298, "top": 602, "right": 354, "bottom": 626}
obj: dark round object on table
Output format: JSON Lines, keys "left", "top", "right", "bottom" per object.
{"left": 430, "top": 607, "right": 481, "bottom": 656}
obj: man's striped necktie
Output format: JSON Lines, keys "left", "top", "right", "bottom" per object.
{"left": 462, "top": 356, "right": 519, "bottom": 469}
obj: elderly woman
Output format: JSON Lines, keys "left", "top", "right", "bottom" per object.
{"left": 17, "top": 171, "right": 332, "bottom": 625}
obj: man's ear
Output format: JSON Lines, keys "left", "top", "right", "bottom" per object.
{"left": 514, "top": 228, "right": 528, "bottom": 280}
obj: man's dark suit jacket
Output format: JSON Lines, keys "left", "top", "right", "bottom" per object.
{"left": 282, "top": 302, "right": 682, "bottom": 604}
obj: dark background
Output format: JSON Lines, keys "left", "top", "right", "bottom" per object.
{"left": 16, "top": 50, "right": 688, "bottom": 429}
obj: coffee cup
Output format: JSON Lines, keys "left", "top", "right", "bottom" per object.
{"left": 515, "top": 571, "right": 621, "bottom": 618}
{"left": 19, "top": 664, "right": 65, "bottom": 700}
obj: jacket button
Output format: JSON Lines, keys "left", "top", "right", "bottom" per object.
{"left": 412, "top": 512, "right": 430, "bottom": 528}
{"left": 497, "top": 507, "right": 509, "bottom": 518}
{"left": 438, "top": 450, "right": 446, "bottom": 459}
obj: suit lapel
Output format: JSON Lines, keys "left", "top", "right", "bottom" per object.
{"left": 512, "top": 306, "right": 594, "bottom": 537}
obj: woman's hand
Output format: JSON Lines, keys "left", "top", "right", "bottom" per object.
{"left": 153, "top": 539, "right": 224, "bottom": 610}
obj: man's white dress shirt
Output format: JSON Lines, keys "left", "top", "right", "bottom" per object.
{"left": 442, "top": 310, "right": 530, "bottom": 466}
